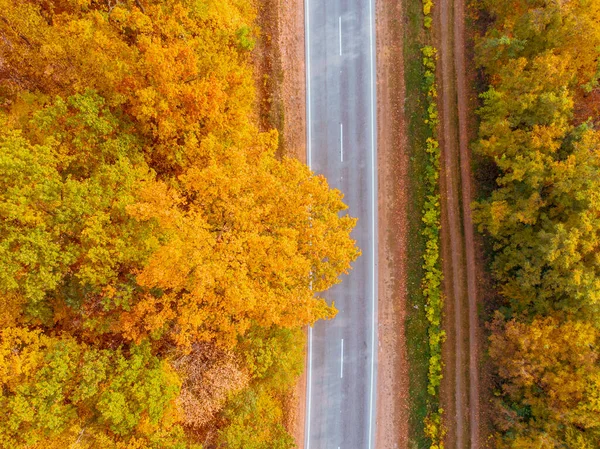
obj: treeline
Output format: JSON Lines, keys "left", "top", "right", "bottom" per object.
{"left": 0, "top": 1, "right": 359, "bottom": 448}
{"left": 474, "top": 0, "right": 600, "bottom": 447}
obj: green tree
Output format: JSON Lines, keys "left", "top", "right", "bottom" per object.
{"left": 237, "top": 326, "right": 305, "bottom": 391}
{"left": 219, "top": 388, "right": 295, "bottom": 449}
{"left": 0, "top": 327, "right": 182, "bottom": 448}
{"left": 0, "top": 93, "right": 157, "bottom": 324}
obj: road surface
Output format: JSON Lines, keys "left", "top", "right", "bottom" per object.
{"left": 304, "top": 0, "right": 378, "bottom": 448}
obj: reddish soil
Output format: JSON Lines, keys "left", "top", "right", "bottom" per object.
{"left": 253, "top": 0, "right": 280, "bottom": 135}
{"left": 454, "top": 0, "right": 481, "bottom": 445}
{"left": 375, "top": 0, "right": 410, "bottom": 447}
{"left": 436, "top": 0, "right": 481, "bottom": 446}
{"left": 277, "top": 0, "right": 307, "bottom": 162}
{"left": 253, "top": 0, "right": 306, "bottom": 161}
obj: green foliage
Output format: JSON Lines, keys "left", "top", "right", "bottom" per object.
{"left": 0, "top": 328, "right": 181, "bottom": 448}
{"left": 214, "top": 326, "right": 305, "bottom": 446}
{"left": 237, "top": 326, "right": 304, "bottom": 391}
{"left": 219, "top": 388, "right": 295, "bottom": 449}
{"left": 0, "top": 91, "right": 157, "bottom": 324}
{"left": 96, "top": 343, "right": 180, "bottom": 436}
{"left": 476, "top": 0, "right": 600, "bottom": 88}
{"left": 0, "top": 127, "right": 67, "bottom": 313}
{"left": 474, "top": 0, "right": 600, "bottom": 446}
{"left": 419, "top": 17, "right": 445, "bottom": 449}
{"left": 236, "top": 26, "right": 256, "bottom": 51}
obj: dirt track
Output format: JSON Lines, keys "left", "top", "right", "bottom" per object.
{"left": 436, "top": 0, "right": 480, "bottom": 445}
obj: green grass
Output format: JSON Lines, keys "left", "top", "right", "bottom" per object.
{"left": 404, "top": 0, "right": 436, "bottom": 447}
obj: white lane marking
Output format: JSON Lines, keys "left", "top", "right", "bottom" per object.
{"left": 368, "top": 0, "right": 377, "bottom": 445}
{"left": 340, "top": 123, "right": 344, "bottom": 162}
{"left": 340, "top": 338, "right": 344, "bottom": 378}
{"left": 339, "top": 16, "right": 342, "bottom": 56}
{"left": 304, "top": 0, "right": 313, "bottom": 446}
{"left": 306, "top": 0, "right": 312, "bottom": 169}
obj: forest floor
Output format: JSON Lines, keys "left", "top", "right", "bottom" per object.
{"left": 253, "top": 0, "right": 306, "bottom": 162}
{"left": 375, "top": 0, "right": 410, "bottom": 447}
{"left": 435, "top": 0, "right": 482, "bottom": 445}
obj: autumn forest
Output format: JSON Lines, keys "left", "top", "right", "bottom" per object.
{"left": 2, "top": 0, "right": 600, "bottom": 448}
{"left": 475, "top": 0, "right": 600, "bottom": 446}
{"left": 0, "top": 1, "right": 359, "bottom": 448}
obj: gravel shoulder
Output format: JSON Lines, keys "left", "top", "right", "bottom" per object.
{"left": 273, "top": 0, "right": 308, "bottom": 446}
{"left": 375, "top": 0, "right": 410, "bottom": 447}
{"left": 277, "top": 0, "right": 306, "bottom": 163}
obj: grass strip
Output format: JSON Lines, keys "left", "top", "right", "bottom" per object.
{"left": 419, "top": 3, "right": 445, "bottom": 449}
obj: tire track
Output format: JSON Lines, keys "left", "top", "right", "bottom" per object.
{"left": 436, "top": 0, "right": 480, "bottom": 445}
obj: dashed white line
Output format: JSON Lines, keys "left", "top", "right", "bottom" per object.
{"left": 305, "top": 0, "right": 377, "bottom": 447}
{"left": 340, "top": 338, "right": 344, "bottom": 378}
{"left": 339, "top": 16, "right": 343, "bottom": 56}
{"left": 340, "top": 122, "right": 344, "bottom": 162}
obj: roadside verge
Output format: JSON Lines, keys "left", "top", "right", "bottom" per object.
{"left": 375, "top": 0, "right": 410, "bottom": 447}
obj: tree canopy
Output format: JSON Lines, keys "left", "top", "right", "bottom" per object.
{"left": 0, "top": 0, "right": 359, "bottom": 447}
{"left": 475, "top": 0, "right": 600, "bottom": 446}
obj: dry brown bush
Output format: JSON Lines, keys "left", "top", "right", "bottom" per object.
{"left": 172, "top": 342, "right": 249, "bottom": 429}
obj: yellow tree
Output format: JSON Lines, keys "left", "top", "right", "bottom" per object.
{"left": 476, "top": 0, "right": 600, "bottom": 88}
{"left": 122, "top": 134, "right": 359, "bottom": 348}
{"left": 490, "top": 315, "right": 600, "bottom": 446}
{"left": 0, "top": 0, "right": 259, "bottom": 174}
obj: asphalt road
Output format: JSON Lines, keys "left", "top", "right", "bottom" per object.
{"left": 304, "top": 0, "right": 378, "bottom": 448}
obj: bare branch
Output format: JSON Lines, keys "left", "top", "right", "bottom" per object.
{"left": 0, "top": 17, "right": 32, "bottom": 47}
{"left": 135, "top": 0, "right": 146, "bottom": 14}
{"left": 74, "top": 425, "right": 87, "bottom": 445}
{"left": 106, "top": 0, "right": 120, "bottom": 16}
